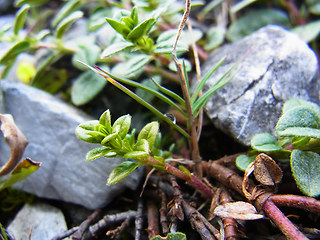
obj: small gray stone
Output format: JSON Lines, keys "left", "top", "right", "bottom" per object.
{"left": 202, "top": 25, "right": 319, "bottom": 145}
{"left": 7, "top": 201, "right": 69, "bottom": 240}
{"left": 0, "top": 81, "right": 142, "bottom": 209}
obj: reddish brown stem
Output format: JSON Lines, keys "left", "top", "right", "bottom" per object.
{"left": 262, "top": 199, "right": 308, "bottom": 240}
{"left": 270, "top": 194, "right": 320, "bottom": 213}
{"left": 147, "top": 200, "right": 160, "bottom": 238}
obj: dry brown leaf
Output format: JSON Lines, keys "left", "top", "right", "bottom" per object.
{"left": 214, "top": 201, "right": 264, "bottom": 220}
{"left": 242, "top": 161, "right": 255, "bottom": 200}
{"left": 0, "top": 114, "right": 28, "bottom": 176}
{"left": 254, "top": 153, "right": 283, "bottom": 186}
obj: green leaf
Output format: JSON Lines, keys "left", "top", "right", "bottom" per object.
{"left": 101, "top": 41, "right": 135, "bottom": 58}
{"left": 0, "top": 158, "right": 41, "bottom": 191}
{"left": 276, "top": 99, "right": 320, "bottom": 139}
{"left": 226, "top": 9, "right": 291, "bottom": 42}
{"left": 101, "top": 133, "right": 118, "bottom": 146}
{"left": 123, "top": 151, "right": 148, "bottom": 159}
{"left": 292, "top": 20, "right": 320, "bottom": 42}
{"left": 105, "top": 17, "right": 131, "bottom": 38}
{"left": 15, "top": 0, "right": 48, "bottom": 7}
{"left": 130, "top": 7, "right": 139, "bottom": 26}
{"left": 51, "top": 0, "right": 80, "bottom": 27}
{"left": 13, "top": 4, "right": 30, "bottom": 35}
{"left": 72, "top": 45, "right": 101, "bottom": 71}
{"left": 32, "top": 68, "right": 67, "bottom": 94}
{"left": 88, "top": 8, "right": 112, "bottom": 31}
{"left": 99, "top": 110, "right": 112, "bottom": 133}
{"left": 251, "top": 133, "right": 282, "bottom": 152}
{"left": 204, "top": 26, "right": 226, "bottom": 51}
{"left": 127, "top": 18, "right": 156, "bottom": 42}
{"left": 120, "top": 16, "right": 135, "bottom": 29}
{"left": 71, "top": 70, "right": 107, "bottom": 106}
{"left": 168, "top": 59, "right": 192, "bottom": 72}
{"left": 75, "top": 120, "right": 105, "bottom": 143}
{"left": 134, "top": 138, "right": 150, "bottom": 152}
{"left": 55, "top": 10, "right": 84, "bottom": 39}
{"left": 86, "top": 146, "right": 113, "bottom": 161}
{"left": 107, "top": 161, "right": 140, "bottom": 185}
{"left": 151, "top": 232, "right": 187, "bottom": 240}
{"left": 236, "top": 155, "right": 255, "bottom": 171}
{"left": 111, "top": 54, "right": 151, "bottom": 79}
{"left": 0, "top": 40, "right": 31, "bottom": 65}
{"left": 291, "top": 150, "right": 320, "bottom": 197}
{"left": 137, "top": 121, "right": 159, "bottom": 150}
{"left": 112, "top": 114, "right": 132, "bottom": 139}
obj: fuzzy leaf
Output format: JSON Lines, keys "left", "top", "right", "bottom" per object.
{"left": 0, "top": 158, "right": 41, "bottom": 191}
{"left": 55, "top": 10, "right": 84, "bottom": 39}
{"left": 292, "top": 20, "right": 320, "bottom": 42}
{"left": 99, "top": 110, "right": 112, "bottom": 133}
{"left": 86, "top": 146, "right": 114, "bottom": 161}
{"left": 101, "top": 133, "right": 118, "bottom": 146}
{"left": 112, "top": 114, "right": 131, "bottom": 139}
{"left": 111, "top": 54, "right": 150, "bottom": 79}
{"left": 101, "top": 41, "right": 135, "bottom": 58}
{"left": 105, "top": 17, "right": 131, "bottom": 38}
{"left": 127, "top": 18, "right": 156, "bottom": 41}
{"left": 276, "top": 99, "right": 320, "bottom": 139}
{"left": 71, "top": 70, "right": 107, "bottom": 106}
{"left": 75, "top": 120, "right": 105, "bottom": 143}
{"left": 236, "top": 155, "right": 255, "bottom": 171}
{"left": 204, "top": 26, "right": 226, "bottom": 51}
{"left": 137, "top": 121, "right": 159, "bottom": 150}
{"left": 251, "top": 133, "right": 282, "bottom": 152}
{"left": 291, "top": 150, "right": 320, "bottom": 197}
{"left": 72, "top": 44, "right": 101, "bottom": 71}
{"left": 107, "top": 161, "right": 140, "bottom": 185}
{"left": 0, "top": 114, "right": 28, "bottom": 176}
{"left": 14, "top": 4, "right": 30, "bottom": 35}
{"left": 134, "top": 138, "right": 150, "bottom": 152}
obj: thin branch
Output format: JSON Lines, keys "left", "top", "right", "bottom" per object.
{"left": 135, "top": 199, "right": 144, "bottom": 240}
{"left": 106, "top": 217, "right": 131, "bottom": 238}
{"left": 160, "top": 192, "right": 170, "bottom": 235}
{"left": 147, "top": 200, "right": 160, "bottom": 238}
{"left": 71, "top": 209, "right": 101, "bottom": 240}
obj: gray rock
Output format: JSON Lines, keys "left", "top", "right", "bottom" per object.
{"left": 0, "top": 81, "right": 142, "bottom": 209}
{"left": 202, "top": 25, "right": 319, "bottom": 145}
{"left": 7, "top": 201, "right": 69, "bottom": 240}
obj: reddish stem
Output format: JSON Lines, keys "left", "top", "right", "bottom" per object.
{"left": 270, "top": 194, "right": 320, "bottom": 213}
{"left": 262, "top": 199, "right": 308, "bottom": 240}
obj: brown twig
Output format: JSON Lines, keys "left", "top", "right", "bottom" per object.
{"left": 160, "top": 192, "right": 170, "bottom": 235}
{"left": 71, "top": 209, "right": 101, "bottom": 240}
{"left": 135, "top": 199, "right": 144, "bottom": 240}
{"left": 147, "top": 200, "right": 160, "bottom": 238}
{"left": 106, "top": 216, "right": 131, "bottom": 238}
{"left": 168, "top": 175, "right": 184, "bottom": 221}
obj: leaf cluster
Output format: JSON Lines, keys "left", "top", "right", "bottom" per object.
{"left": 236, "top": 98, "right": 320, "bottom": 197}
{"left": 76, "top": 109, "right": 171, "bottom": 184}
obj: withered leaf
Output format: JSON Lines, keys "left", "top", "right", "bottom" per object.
{"left": 0, "top": 114, "right": 28, "bottom": 176}
{"left": 254, "top": 153, "right": 283, "bottom": 186}
{"left": 214, "top": 201, "right": 264, "bottom": 220}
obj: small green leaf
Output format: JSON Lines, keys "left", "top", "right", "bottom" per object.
{"left": 151, "top": 232, "right": 186, "bottom": 240}
{"left": 101, "top": 133, "right": 118, "bottom": 146}
{"left": 75, "top": 120, "right": 105, "bottom": 143}
{"left": 236, "top": 155, "right": 255, "bottom": 171}
{"left": 71, "top": 70, "right": 107, "bottom": 106}
{"left": 291, "top": 150, "right": 320, "bottom": 197}
{"left": 121, "top": 16, "right": 135, "bottom": 29}
{"left": 179, "top": 165, "right": 191, "bottom": 177}
{"left": 32, "top": 68, "right": 67, "bottom": 94}
{"left": 106, "top": 17, "right": 131, "bottom": 38}
{"left": 0, "top": 158, "right": 41, "bottom": 191}
{"left": 226, "top": 9, "right": 291, "bottom": 42}
{"left": 111, "top": 54, "right": 150, "bottom": 79}
{"left": 204, "top": 26, "right": 226, "bottom": 51}
{"left": 137, "top": 121, "right": 159, "bottom": 150}
{"left": 168, "top": 59, "right": 192, "bottom": 72}
{"left": 107, "top": 161, "right": 140, "bottom": 185}
{"left": 72, "top": 45, "right": 101, "bottom": 71}
{"left": 0, "top": 40, "right": 31, "bottom": 65}
{"left": 99, "top": 110, "right": 112, "bottom": 133}
{"left": 101, "top": 41, "right": 135, "bottom": 58}
{"left": 127, "top": 18, "right": 156, "bottom": 42}
{"left": 276, "top": 100, "right": 320, "bottom": 139}
{"left": 292, "top": 20, "right": 320, "bottom": 42}
{"left": 134, "top": 138, "right": 150, "bottom": 152}
{"left": 112, "top": 114, "right": 132, "bottom": 139}
{"left": 55, "top": 10, "right": 84, "bottom": 39}
{"left": 251, "top": 133, "right": 282, "bottom": 152}
{"left": 130, "top": 7, "right": 139, "bottom": 26}
{"left": 51, "top": 0, "right": 80, "bottom": 27}
{"left": 14, "top": 4, "right": 30, "bottom": 35}
{"left": 15, "top": 0, "right": 48, "bottom": 7}
{"left": 86, "top": 146, "right": 113, "bottom": 161}
{"left": 123, "top": 151, "right": 149, "bottom": 159}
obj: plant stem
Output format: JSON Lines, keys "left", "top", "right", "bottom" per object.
{"left": 262, "top": 199, "right": 308, "bottom": 240}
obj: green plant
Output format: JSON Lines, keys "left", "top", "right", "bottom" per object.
{"left": 236, "top": 98, "right": 320, "bottom": 197}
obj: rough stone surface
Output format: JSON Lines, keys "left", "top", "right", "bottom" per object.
{"left": 0, "top": 80, "right": 142, "bottom": 209}
{"left": 202, "top": 25, "right": 320, "bottom": 145}
{"left": 7, "top": 201, "right": 69, "bottom": 240}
